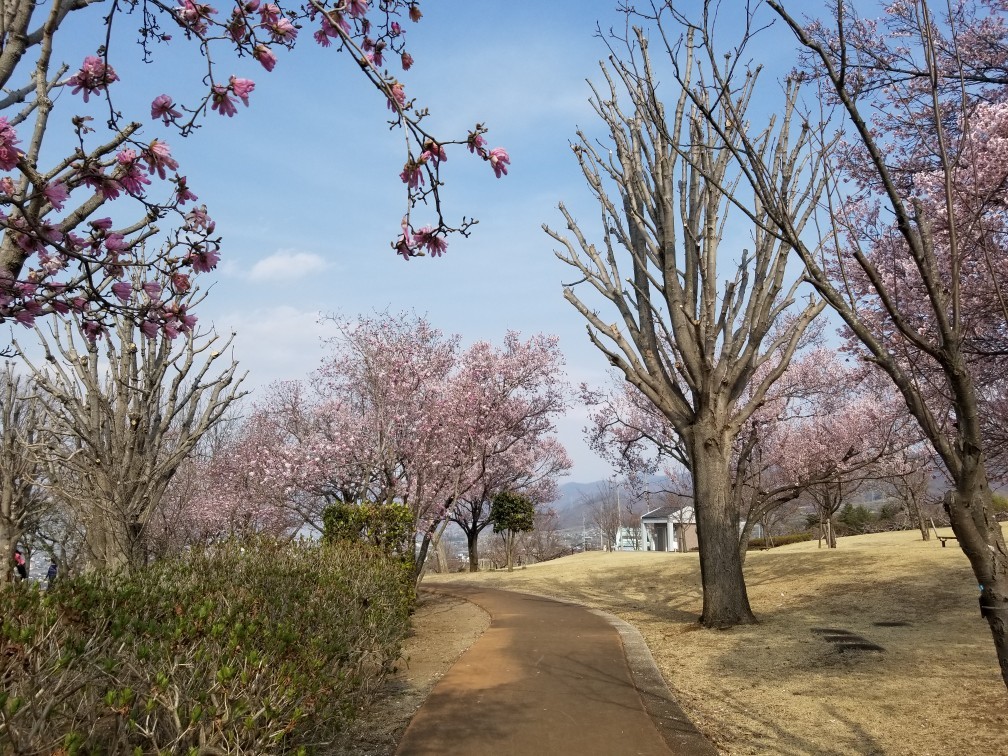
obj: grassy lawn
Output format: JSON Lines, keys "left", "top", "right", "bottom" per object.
{"left": 425, "top": 526, "right": 1008, "bottom": 755}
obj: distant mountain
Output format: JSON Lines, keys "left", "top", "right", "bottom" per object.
{"left": 548, "top": 477, "right": 673, "bottom": 528}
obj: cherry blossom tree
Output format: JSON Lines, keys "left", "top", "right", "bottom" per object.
{"left": 14, "top": 270, "right": 246, "bottom": 571}
{"left": 545, "top": 18, "right": 825, "bottom": 627}
{"left": 226, "top": 313, "right": 570, "bottom": 582}
{"left": 0, "top": 0, "right": 507, "bottom": 338}
{"left": 446, "top": 334, "right": 571, "bottom": 571}
{"left": 775, "top": 376, "right": 908, "bottom": 548}
{"left": 450, "top": 435, "right": 570, "bottom": 572}
{"left": 645, "top": 0, "right": 1008, "bottom": 684}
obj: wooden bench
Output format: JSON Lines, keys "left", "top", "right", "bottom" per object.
{"left": 930, "top": 518, "right": 957, "bottom": 547}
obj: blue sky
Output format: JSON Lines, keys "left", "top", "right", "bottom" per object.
{"left": 23, "top": 0, "right": 818, "bottom": 483}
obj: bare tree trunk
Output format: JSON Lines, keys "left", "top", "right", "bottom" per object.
{"left": 689, "top": 425, "right": 756, "bottom": 627}
{"left": 467, "top": 531, "right": 480, "bottom": 572}
{"left": 908, "top": 494, "right": 929, "bottom": 541}
{"left": 945, "top": 465, "right": 1008, "bottom": 689}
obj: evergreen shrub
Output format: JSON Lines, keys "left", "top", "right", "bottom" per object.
{"left": 0, "top": 538, "right": 412, "bottom": 754}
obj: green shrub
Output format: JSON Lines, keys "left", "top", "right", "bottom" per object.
{"left": 878, "top": 502, "right": 902, "bottom": 521}
{"left": 0, "top": 538, "right": 412, "bottom": 754}
{"left": 837, "top": 504, "right": 874, "bottom": 534}
{"left": 323, "top": 499, "right": 415, "bottom": 566}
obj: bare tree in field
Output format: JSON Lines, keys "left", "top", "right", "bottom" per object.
{"left": 647, "top": 0, "right": 1008, "bottom": 685}
{"left": 0, "top": 364, "right": 51, "bottom": 580}
{"left": 544, "top": 24, "right": 824, "bottom": 626}
{"left": 583, "top": 481, "right": 623, "bottom": 552}
{"left": 15, "top": 284, "right": 246, "bottom": 572}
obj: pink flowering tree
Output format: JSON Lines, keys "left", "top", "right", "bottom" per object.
{"left": 0, "top": 1, "right": 507, "bottom": 340}
{"left": 226, "top": 316, "right": 570, "bottom": 582}
{"left": 153, "top": 410, "right": 305, "bottom": 554}
{"left": 645, "top": 0, "right": 1008, "bottom": 684}
{"left": 445, "top": 333, "right": 571, "bottom": 571}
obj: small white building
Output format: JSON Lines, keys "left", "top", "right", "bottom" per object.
{"left": 641, "top": 505, "right": 698, "bottom": 552}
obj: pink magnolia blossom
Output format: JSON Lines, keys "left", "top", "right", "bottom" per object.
{"left": 172, "top": 272, "right": 192, "bottom": 293}
{"left": 141, "top": 280, "right": 163, "bottom": 299}
{"left": 488, "top": 147, "right": 510, "bottom": 178}
{"left": 14, "top": 309, "right": 35, "bottom": 327}
{"left": 0, "top": 118, "right": 20, "bottom": 171}
{"left": 399, "top": 159, "right": 424, "bottom": 189}
{"left": 229, "top": 76, "right": 255, "bottom": 106}
{"left": 414, "top": 226, "right": 447, "bottom": 257}
{"left": 394, "top": 224, "right": 414, "bottom": 259}
{"left": 421, "top": 140, "right": 447, "bottom": 164}
{"left": 140, "top": 319, "right": 160, "bottom": 339}
{"left": 467, "top": 132, "right": 486, "bottom": 155}
{"left": 151, "top": 94, "right": 182, "bottom": 124}
{"left": 185, "top": 205, "right": 214, "bottom": 232}
{"left": 116, "top": 149, "right": 152, "bottom": 196}
{"left": 67, "top": 56, "right": 119, "bottom": 102}
{"left": 144, "top": 139, "right": 179, "bottom": 179}
{"left": 401, "top": 52, "right": 414, "bottom": 70}
{"left": 258, "top": 3, "right": 280, "bottom": 24}
{"left": 267, "top": 16, "right": 297, "bottom": 43}
{"left": 111, "top": 281, "right": 133, "bottom": 303}
{"left": 81, "top": 319, "right": 104, "bottom": 342}
{"left": 175, "top": 0, "right": 217, "bottom": 34}
{"left": 174, "top": 175, "right": 198, "bottom": 204}
{"left": 347, "top": 0, "right": 368, "bottom": 18}
{"left": 210, "top": 84, "right": 238, "bottom": 117}
{"left": 43, "top": 181, "right": 69, "bottom": 210}
{"left": 104, "top": 233, "right": 127, "bottom": 252}
{"left": 387, "top": 81, "right": 406, "bottom": 110}
{"left": 253, "top": 44, "right": 277, "bottom": 71}
{"left": 187, "top": 246, "right": 220, "bottom": 272}
{"left": 227, "top": 15, "right": 247, "bottom": 43}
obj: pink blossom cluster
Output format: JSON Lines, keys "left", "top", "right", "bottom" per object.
{"left": 0, "top": 118, "right": 20, "bottom": 171}
{"left": 65, "top": 56, "right": 120, "bottom": 102}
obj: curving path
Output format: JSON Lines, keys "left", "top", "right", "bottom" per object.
{"left": 395, "top": 584, "right": 718, "bottom": 756}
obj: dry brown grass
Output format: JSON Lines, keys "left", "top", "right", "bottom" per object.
{"left": 424, "top": 525, "right": 1008, "bottom": 755}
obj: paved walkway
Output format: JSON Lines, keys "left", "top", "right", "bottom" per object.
{"left": 396, "top": 584, "right": 718, "bottom": 756}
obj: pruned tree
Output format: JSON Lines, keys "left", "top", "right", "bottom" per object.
{"left": 15, "top": 276, "right": 246, "bottom": 572}
{"left": 545, "top": 19, "right": 825, "bottom": 625}
{"left": 0, "top": 362, "right": 51, "bottom": 581}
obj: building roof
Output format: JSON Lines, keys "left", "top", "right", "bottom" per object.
{"left": 641, "top": 504, "right": 694, "bottom": 522}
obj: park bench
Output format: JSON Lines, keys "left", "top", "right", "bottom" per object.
{"left": 929, "top": 518, "right": 958, "bottom": 547}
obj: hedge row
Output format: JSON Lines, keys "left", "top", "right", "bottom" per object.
{"left": 1, "top": 538, "right": 412, "bottom": 754}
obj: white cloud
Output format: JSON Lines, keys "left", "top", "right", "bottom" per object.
{"left": 247, "top": 250, "right": 330, "bottom": 282}
{"left": 206, "top": 305, "right": 336, "bottom": 393}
